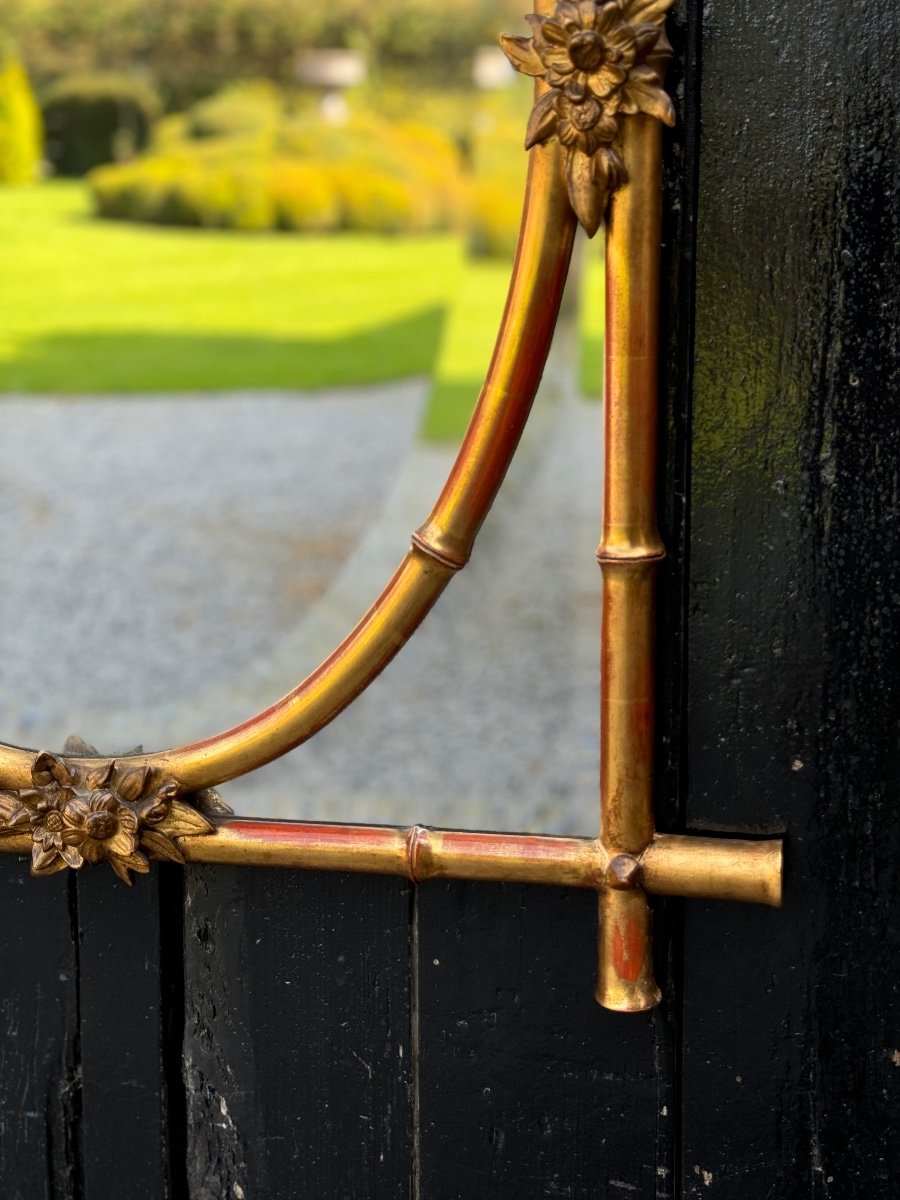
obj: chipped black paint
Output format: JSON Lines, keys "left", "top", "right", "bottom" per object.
{"left": 679, "top": 0, "right": 900, "bottom": 1194}
{"left": 0, "top": 861, "right": 78, "bottom": 1200}
{"left": 182, "top": 867, "right": 413, "bottom": 1199}
{"left": 75, "top": 866, "right": 176, "bottom": 1199}
{"left": 416, "top": 883, "right": 670, "bottom": 1199}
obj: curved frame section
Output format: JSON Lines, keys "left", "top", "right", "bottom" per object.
{"left": 0, "top": 139, "right": 577, "bottom": 792}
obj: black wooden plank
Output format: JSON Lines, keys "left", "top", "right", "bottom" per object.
{"left": 416, "top": 882, "right": 673, "bottom": 1199}
{"left": 182, "top": 865, "right": 412, "bottom": 1200}
{"left": 0, "top": 855, "right": 79, "bottom": 1200}
{"left": 681, "top": 0, "right": 900, "bottom": 1194}
{"left": 75, "top": 864, "right": 176, "bottom": 1200}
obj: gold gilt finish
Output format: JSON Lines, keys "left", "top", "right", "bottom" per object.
{"left": 500, "top": 0, "right": 675, "bottom": 235}
{"left": 176, "top": 826, "right": 783, "bottom": 909}
{"left": 596, "top": 113, "right": 667, "bottom": 1009}
{"left": 0, "top": 810, "right": 781, "bottom": 907}
{"left": 0, "top": 743, "right": 219, "bottom": 884}
{"left": 0, "top": 0, "right": 784, "bottom": 1011}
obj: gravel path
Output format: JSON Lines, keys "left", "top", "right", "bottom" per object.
{"left": 1, "top": 362, "right": 602, "bottom": 835}
{"left": 1, "top": 381, "right": 424, "bottom": 728}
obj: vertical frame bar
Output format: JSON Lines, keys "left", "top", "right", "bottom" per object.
{"left": 597, "top": 116, "right": 666, "bottom": 1010}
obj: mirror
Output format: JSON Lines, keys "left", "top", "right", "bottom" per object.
{"left": 1, "top": 1, "right": 604, "bottom": 835}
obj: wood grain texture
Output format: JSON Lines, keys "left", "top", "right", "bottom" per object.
{"left": 182, "top": 866, "right": 412, "bottom": 1199}
{"left": 415, "top": 882, "right": 674, "bottom": 1199}
{"left": 75, "top": 866, "right": 177, "bottom": 1200}
{"left": 680, "top": 0, "right": 900, "bottom": 1194}
{"left": 0, "top": 857, "right": 78, "bottom": 1200}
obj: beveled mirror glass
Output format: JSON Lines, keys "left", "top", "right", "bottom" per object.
{"left": 1, "top": 0, "right": 603, "bottom": 835}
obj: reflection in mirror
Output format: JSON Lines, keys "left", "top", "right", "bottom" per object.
{"left": 1, "top": 1, "right": 604, "bottom": 834}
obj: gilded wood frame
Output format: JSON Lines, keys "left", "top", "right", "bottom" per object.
{"left": 0, "top": 0, "right": 782, "bottom": 1009}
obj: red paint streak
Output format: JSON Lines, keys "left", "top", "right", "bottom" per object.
{"left": 214, "top": 821, "right": 591, "bottom": 871}
{"left": 223, "top": 822, "right": 585, "bottom": 857}
{"left": 224, "top": 820, "right": 401, "bottom": 850}
{"left": 612, "top": 915, "right": 646, "bottom": 982}
{"left": 440, "top": 831, "right": 584, "bottom": 860}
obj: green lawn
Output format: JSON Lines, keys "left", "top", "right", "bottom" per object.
{"left": 419, "top": 256, "right": 513, "bottom": 441}
{"left": 1, "top": 181, "right": 600, "bottom": 442}
{"left": 578, "top": 237, "right": 605, "bottom": 399}
{"left": 421, "top": 235, "right": 606, "bottom": 439}
{"left": 0, "top": 182, "right": 461, "bottom": 393}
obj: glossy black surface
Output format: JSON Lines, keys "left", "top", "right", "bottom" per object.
{"left": 182, "top": 866, "right": 413, "bottom": 1199}
{"left": 416, "top": 882, "right": 666, "bottom": 1199}
{"left": 678, "top": 0, "right": 900, "bottom": 1193}
{"left": 0, "top": 861, "right": 77, "bottom": 1200}
{"left": 75, "top": 867, "right": 175, "bottom": 1199}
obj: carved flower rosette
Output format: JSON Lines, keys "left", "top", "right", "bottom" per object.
{"left": 0, "top": 750, "right": 219, "bottom": 883}
{"left": 501, "top": 0, "right": 675, "bottom": 234}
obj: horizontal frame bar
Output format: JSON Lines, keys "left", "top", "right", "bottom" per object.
{"left": 0, "top": 820, "right": 782, "bottom": 907}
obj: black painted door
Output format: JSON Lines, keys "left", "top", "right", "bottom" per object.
{"left": 1, "top": 0, "right": 898, "bottom": 1196}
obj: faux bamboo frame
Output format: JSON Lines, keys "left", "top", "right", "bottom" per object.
{"left": 0, "top": 0, "right": 783, "bottom": 1010}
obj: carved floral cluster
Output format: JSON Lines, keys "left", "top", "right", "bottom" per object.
{"left": 0, "top": 751, "right": 216, "bottom": 883}
{"left": 500, "top": 0, "right": 675, "bottom": 234}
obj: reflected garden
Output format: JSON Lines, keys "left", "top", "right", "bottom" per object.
{"left": 0, "top": 0, "right": 604, "bottom": 834}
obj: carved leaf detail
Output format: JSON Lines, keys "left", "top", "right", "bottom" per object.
{"left": 619, "top": 65, "right": 676, "bottom": 125}
{"left": 109, "top": 851, "right": 151, "bottom": 886}
{"left": 84, "top": 761, "right": 114, "bottom": 789}
{"left": 32, "top": 751, "right": 74, "bottom": 788}
{"left": 620, "top": 0, "right": 674, "bottom": 25}
{"left": 159, "top": 800, "right": 215, "bottom": 838}
{"left": 115, "top": 766, "right": 150, "bottom": 802}
{"left": 140, "top": 829, "right": 186, "bottom": 865}
{"left": 0, "top": 792, "right": 26, "bottom": 830}
{"left": 32, "top": 843, "right": 59, "bottom": 873}
{"left": 567, "top": 148, "right": 607, "bottom": 237}
{"left": 60, "top": 844, "right": 84, "bottom": 869}
{"left": 498, "top": 34, "right": 544, "bottom": 76}
{"left": 32, "top": 855, "right": 69, "bottom": 877}
{"left": 525, "top": 89, "right": 560, "bottom": 150}
{"left": 0, "top": 746, "right": 221, "bottom": 881}
{"left": 500, "top": 0, "right": 674, "bottom": 234}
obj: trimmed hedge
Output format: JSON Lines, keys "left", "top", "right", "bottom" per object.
{"left": 0, "top": 51, "right": 42, "bottom": 184}
{"left": 185, "top": 80, "right": 282, "bottom": 142}
{"left": 86, "top": 82, "right": 529, "bottom": 252}
{"left": 43, "top": 73, "right": 161, "bottom": 176}
{"left": 88, "top": 97, "right": 467, "bottom": 236}
{"left": 89, "top": 152, "right": 445, "bottom": 235}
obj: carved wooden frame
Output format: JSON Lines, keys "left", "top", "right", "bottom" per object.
{"left": 0, "top": 0, "right": 782, "bottom": 1010}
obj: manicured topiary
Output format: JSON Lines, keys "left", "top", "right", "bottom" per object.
{"left": 43, "top": 73, "right": 161, "bottom": 176}
{"left": 0, "top": 49, "right": 42, "bottom": 184}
